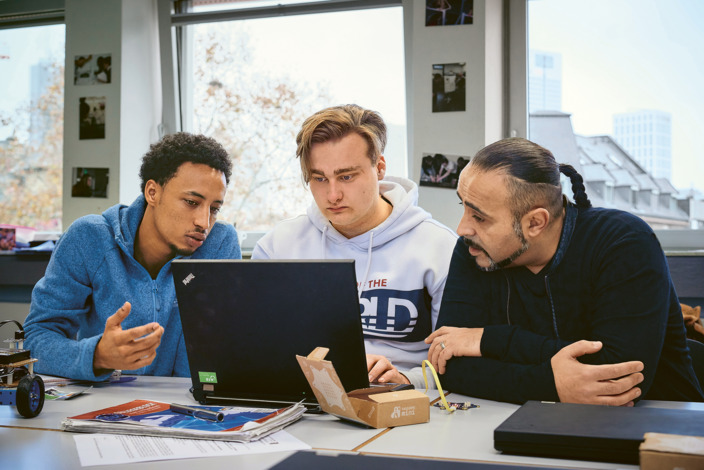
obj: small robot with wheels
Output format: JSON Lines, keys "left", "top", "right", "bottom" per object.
{"left": 0, "top": 320, "right": 45, "bottom": 418}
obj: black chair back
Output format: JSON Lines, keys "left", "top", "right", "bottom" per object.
{"left": 687, "top": 338, "right": 704, "bottom": 388}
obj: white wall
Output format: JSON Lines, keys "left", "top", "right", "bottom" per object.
{"left": 119, "top": 0, "right": 161, "bottom": 203}
{"left": 62, "top": 0, "right": 123, "bottom": 227}
{"left": 62, "top": 0, "right": 161, "bottom": 228}
{"left": 404, "top": 0, "right": 523, "bottom": 230}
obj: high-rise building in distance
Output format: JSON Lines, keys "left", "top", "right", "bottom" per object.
{"left": 528, "top": 50, "right": 562, "bottom": 113}
{"left": 613, "top": 110, "right": 672, "bottom": 181}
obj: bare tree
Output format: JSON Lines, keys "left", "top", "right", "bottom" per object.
{"left": 0, "top": 60, "right": 63, "bottom": 231}
{"left": 192, "top": 24, "right": 331, "bottom": 231}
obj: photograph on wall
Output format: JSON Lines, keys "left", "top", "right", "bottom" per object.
{"left": 432, "top": 62, "right": 466, "bottom": 112}
{"left": 420, "top": 152, "right": 470, "bottom": 189}
{"left": 0, "top": 227, "right": 16, "bottom": 251}
{"left": 74, "top": 53, "right": 112, "bottom": 85}
{"left": 72, "top": 167, "right": 109, "bottom": 198}
{"left": 426, "top": 0, "right": 473, "bottom": 26}
{"left": 79, "top": 96, "right": 106, "bottom": 140}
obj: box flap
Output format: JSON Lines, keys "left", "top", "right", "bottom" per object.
{"left": 369, "top": 390, "right": 428, "bottom": 404}
{"left": 347, "top": 387, "right": 392, "bottom": 400}
{"left": 296, "top": 348, "right": 366, "bottom": 425}
{"left": 641, "top": 432, "right": 704, "bottom": 456}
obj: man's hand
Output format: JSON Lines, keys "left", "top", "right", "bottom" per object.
{"left": 93, "top": 302, "right": 164, "bottom": 372}
{"left": 552, "top": 340, "right": 644, "bottom": 406}
{"left": 366, "top": 354, "right": 410, "bottom": 385}
{"left": 425, "top": 326, "right": 484, "bottom": 374}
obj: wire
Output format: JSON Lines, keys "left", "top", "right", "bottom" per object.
{"left": 421, "top": 360, "right": 456, "bottom": 412}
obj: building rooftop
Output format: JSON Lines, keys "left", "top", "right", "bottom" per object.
{"left": 529, "top": 112, "right": 691, "bottom": 227}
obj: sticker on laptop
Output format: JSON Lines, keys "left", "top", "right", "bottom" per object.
{"left": 198, "top": 371, "right": 218, "bottom": 384}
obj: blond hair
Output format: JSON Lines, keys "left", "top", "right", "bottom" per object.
{"left": 296, "top": 104, "right": 387, "bottom": 183}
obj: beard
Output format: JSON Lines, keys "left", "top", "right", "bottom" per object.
{"left": 463, "top": 219, "right": 529, "bottom": 272}
{"left": 170, "top": 229, "right": 208, "bottom": 258}
{"left": 170, "top": 243, "right": 197, "bottom": 258}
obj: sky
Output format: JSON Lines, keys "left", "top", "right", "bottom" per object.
{"left": 240, "top": 8, "right": 407, "bottom": 125}
{"left": 0, "top": 24, "right": 65, "bottom": 140}
{"left": 189, "top": 1, "right": 408, "bottom": 124}
{"left": 529, "top": 0, "right": 704, "bottom": 191}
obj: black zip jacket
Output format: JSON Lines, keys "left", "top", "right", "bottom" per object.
{"left": 437, "top": 202, "right": 704, "bottom": 404}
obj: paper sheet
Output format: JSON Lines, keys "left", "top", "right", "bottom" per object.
{"left": 73, "top": 430, "right": 310, "bottom": 466}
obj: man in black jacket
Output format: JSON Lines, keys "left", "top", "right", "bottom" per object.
{"left": 426, "top": 137, "right": 703, "bottom": 405}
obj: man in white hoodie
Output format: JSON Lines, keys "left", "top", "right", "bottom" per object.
{"left": 252, "top": 104, "right": 457, "bottom": 388}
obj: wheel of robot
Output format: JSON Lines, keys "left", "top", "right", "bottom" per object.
{"left": 16, "top": 374, "right": 45, "bottom": 418}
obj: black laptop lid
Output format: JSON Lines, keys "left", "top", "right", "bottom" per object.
{"left": 271, "top": 451, "right": 577, "bottom": 469}
{"left": 494, "top": 400, "right": 704, "bottom": 464}
{"left": 172, "top": 259, "right": 369, "bottom": 406}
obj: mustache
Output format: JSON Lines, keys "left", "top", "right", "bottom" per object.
{"left": 462, "top": 236, "right": 485, "bottom": 253}
{"left": 186, "top": 228, "right": 208, "bottom": 238}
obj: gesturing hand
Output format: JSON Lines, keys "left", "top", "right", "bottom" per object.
{"left": 551, "top": 340, "right": 644, "bottom": 406}
{"left": 366, "top": 354, "right": 410, "bottom": 385}
{"left": 93, "top": 302, "right": 164, "bottom": 372}
{"left": 425, "top": 326, "right": 484, "bottom": 374}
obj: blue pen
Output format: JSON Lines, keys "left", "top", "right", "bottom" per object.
{"left": 169, "top": 403, "right": 224, "bottom": 422}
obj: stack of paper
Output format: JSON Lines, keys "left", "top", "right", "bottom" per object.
{"left": 61, "top": 399, "right": 305, "bottom": 442}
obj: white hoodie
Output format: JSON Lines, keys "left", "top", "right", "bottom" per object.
{"left": 252, "top": 176, "right": 457, "bottom": 388}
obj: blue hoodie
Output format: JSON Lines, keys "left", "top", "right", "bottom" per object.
{"left": 24, "top": 195, "right": 241, "bottom": 381}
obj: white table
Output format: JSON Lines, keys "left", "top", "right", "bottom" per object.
{"left": 361, "top": 393, "right": 637, "bottom": 469}
{"left": 0, "top": 376, "right": 385, "bottom": 452}
{"left": 0, "top": 376, "right": 691, "bottom": 469}
{"left": 0, "top": 427, "right": 296, "bottom": 470}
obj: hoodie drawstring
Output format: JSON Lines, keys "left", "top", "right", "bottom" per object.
{"left": 321, "top": 223, "right": 375, "bottom": 299}
{"left": 357, "top": 231, "right": 374, "bottom": 298}
{"left": 321, "top": 225, "right": 328, "bottom": 259}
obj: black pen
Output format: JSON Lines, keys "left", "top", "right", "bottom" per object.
{"left": 169, "top": 403, "right": 224, "bottom": 422}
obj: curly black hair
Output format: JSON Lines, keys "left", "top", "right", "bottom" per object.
{"left": 139, "top": 132, "right": 232, "bottom": 192}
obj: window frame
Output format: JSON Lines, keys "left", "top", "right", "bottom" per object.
{"left": 159, "top": 0, "right": 405, "bottom": 248}
{"left": 161, "top": 0, "right": 401, "bottom": 134}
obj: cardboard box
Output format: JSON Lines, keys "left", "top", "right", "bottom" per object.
{"left": 296, "top": 347, "right": 429, "bottom": 428}
{"left": 639, "top": 432, "right": 704, "bottom": 470}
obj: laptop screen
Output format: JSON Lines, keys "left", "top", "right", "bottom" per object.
{"left": 172, "top": 259, "right": 369, "bottom": 407}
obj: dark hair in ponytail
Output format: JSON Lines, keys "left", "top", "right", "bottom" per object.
{"left": 469, "top": 137, "right": 590, "bottom": 223}
{"left": 558, "top": 163, "right": 591, "bottom": 209}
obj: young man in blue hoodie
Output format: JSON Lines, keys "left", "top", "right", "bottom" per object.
{"left": 252, "top": 105, "right": 457, "bottom": 388}
{"left": 24, "top": 133, "right": 241, "bottom": 381}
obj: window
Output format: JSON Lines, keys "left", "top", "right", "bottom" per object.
{"left": 0, "top": 24, "right": 65, "bottom": 231}
{"left": 177, "top": 2, "right": 407, "bottom": 232}
{"left": 529, "top": 0, "right": 704, "bottom": 233}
